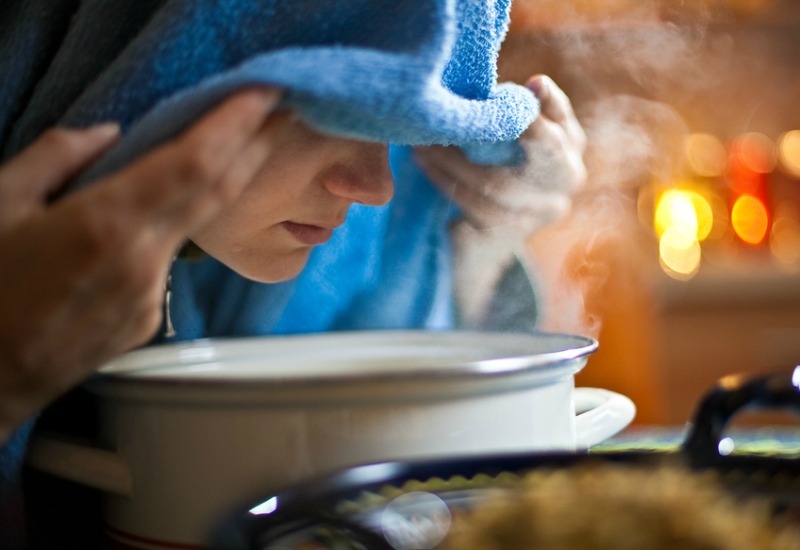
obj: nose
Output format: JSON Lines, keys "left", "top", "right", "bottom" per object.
{"left": 322, "top": 143, "right": 394, "bottom": 206}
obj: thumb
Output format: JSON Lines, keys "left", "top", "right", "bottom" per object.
{"left": 0, "top": 124, "right": 120, "bottom": 218}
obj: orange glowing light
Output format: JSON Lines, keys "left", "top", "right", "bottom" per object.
{"left": 731, "top": 195, "right": 769, "bottom": 245}
{"left": 777, "top": 130, "right": 800, "bottom": 179}
{"left": 726, "top": 0, "right": 775, "bottom": 17}
{"left": 731, "top": 133, "right": 777, "bottom": 175}
{"left": 706, "top": 192, "right": 730, "bottom": 241}
{"left": 685, "top": 133, "right": 727, "bottom": 178}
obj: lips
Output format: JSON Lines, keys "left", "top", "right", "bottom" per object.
{"left": 282, "top": 221, "right": 335, "bottom": 246}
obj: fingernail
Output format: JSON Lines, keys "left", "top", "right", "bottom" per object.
{"left": 250, "top": 87, "right": 283, "bottom": 116}
{"left": 91, "top": 122, "right": 121, "bottom": 138}
{"left": 525, "top": 76, "right": 548, "bottom": 99}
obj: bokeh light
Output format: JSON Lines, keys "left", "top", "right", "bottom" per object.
{"left": 685, "top": 133, "right": 727, "bottom": 178}
{"left": 731, "top": 194, "right": 770, "bottom": 245}
{"left": 659, "top": 227, "right": 702, "bottom": 278}
{"left": 770, "top": 203, "right": 800, "bottom": 268}
{"left": 777, "top": 130, "right": 800, "bottom": 179}
{"left": 705, "top": 192, "right": 731, "bottom": 241}
{"left": 726, "top": 0, "right": 776, "bottom": 17}
{"left": 654, "top": 188, "right": 716, "bottom": 278}
{"left": 655, "top": 189, "right": 695, "bottom": 238}
{"left": 654, "top": 189, "right": 713, "bottom": 241}
{"left": 687, "top": 192, "right": 714, "bottom": 241}
{"left": 731, "top": 132, "right": 777, "bottom": 174}
{"left": 726, "top": 133, "right": 774, "bottom": 198}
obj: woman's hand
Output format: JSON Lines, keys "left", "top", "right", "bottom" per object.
{"left": 414, "top": 76, "right": 586, "bottom": 329}
{"left": 0, "top": 88, "right": 281, "bottom": 443}
{"left": 415, "top": 75, "right": 587, "bottom": 236}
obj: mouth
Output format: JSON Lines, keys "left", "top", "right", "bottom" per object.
{"left": 282, "top": 221, "right": 336, "bottom": 246}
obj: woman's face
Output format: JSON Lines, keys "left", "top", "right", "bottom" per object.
{"left": 189, "top": 111, "right": 394, "bottom": 283}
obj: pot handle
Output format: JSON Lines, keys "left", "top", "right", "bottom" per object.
{"left": 26, "top": 433, "right": 132, "bottom": 496}
{"left": 682, "top": 370, "right": 800, "bottom": 465}
{"left": 573, "top": 387, "right": 636, "bottom": 449}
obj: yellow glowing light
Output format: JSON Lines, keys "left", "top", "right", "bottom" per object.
{"left": 732, "top": 132, "right": 777, "bottom": 174}
{"left": 731, "top": 195, "right": 769, "bottom": 245}
{"left": 685, "top": 133, "right": 727, "bottom": 178}
{"left": 659, "top": 227, "right": 701, "bottom": 277}
{"left": 655, "top": 189, "right": 695, "bottom": 238}
{"left": 654, "top": 189, "right": 713, "bottom": 241}
{"left": 689, "top": 192, "right": 714, "bottom": 241}
{"left": 777, "top": 130, "right": 800, "bottom": 179}
{"left": 770, "top": 215, "right": 800, "bottom": 266}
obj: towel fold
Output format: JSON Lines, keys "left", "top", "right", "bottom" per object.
{"left": 1, "top": 0, "right": 537, "bottom": 176}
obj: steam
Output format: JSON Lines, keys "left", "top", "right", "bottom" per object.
{"left": 505, "top": 0, "right": 719, "bottom": 338}
{"left": 529, "top": 95, "right": 689, "bottom": 339}
{"left": 582, "top": 95, "right": 690, "bottom": 191}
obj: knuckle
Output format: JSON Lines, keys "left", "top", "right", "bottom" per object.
{"left": 123, "top": 262, "right": 158, "bottom": 294}
{"left": 172, "top": 141, "right": 219, "bottom": 185}
{"left": 117, "top": 245, "right": 169, "bottom": 294}
{"left": 39, "top": 128, "right": 82, "bottom": 155}
{"left": 131, "top": 285, "right": 167, "bottom": 343}
{"left": 72, "top": 203, "right": 129, "bottom": 255}
{"left": 109, "top": 262, "right": 166, "bottom": 345}
{"left": 567, "top": 119, "right": 588, "bottom": 153}
{"left": 132, "top": 301, "right": 163, "bottom": 345}
{"left": 572, "top": 158, "right": 588, "bottom": 190}
{"left": 210, "top": 172, "right": 240, "bottom": 203}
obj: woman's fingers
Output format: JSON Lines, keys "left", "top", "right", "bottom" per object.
{"left": 415, "top": 75, "right": 587, "bottom": 236}
{"left": 0, "top": 124, "right": 120, "bottom": 224}
{"left": 520, "top": 75, "right": 587, "bottom": 194}
{"left": 64, "top": 87, "right": 282, "bottom": 261}
{"left": 99, "top": 88, "right": 281, "bottom": 223}
{"left": 525, "top": 75, "right": 586, "bottom": 154}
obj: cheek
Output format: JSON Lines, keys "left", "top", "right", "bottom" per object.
{"left": 188, "top": 167, "right": 301, "bottom": 257}
{"left": 186, "top": 127, "right": 327, "bottom": 282}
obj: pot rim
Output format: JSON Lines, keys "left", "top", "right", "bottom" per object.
{"left": 85, "top": 330, "right": 597, "bottom": 405}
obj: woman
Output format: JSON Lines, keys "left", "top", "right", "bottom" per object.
{"left": 0, "top": 73, "right": 584, "bottom": 445}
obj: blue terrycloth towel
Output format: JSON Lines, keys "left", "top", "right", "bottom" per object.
{"left": 0, "top": 0, "right": 538, "bottom": 502}
{"left": 1, "top": 0, "right": 537, "bottom": 170}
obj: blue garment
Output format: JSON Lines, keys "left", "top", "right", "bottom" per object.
{"left": 0, "top": 421, "right": 34, "bottom": 548}
{"left": 0, "top": 422, "right": 33, "bottom": 495}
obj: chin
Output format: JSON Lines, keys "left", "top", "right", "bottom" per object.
{"left": 226, "top": 251, "right": 310, "bottom": 284}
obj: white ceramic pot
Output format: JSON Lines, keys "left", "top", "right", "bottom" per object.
{"left": 27, "top": 330, "right": 635, "bottom": 549}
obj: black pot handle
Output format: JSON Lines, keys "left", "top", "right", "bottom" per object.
{"left": 682, "top": 370, "right": 800, "bottom": 465}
